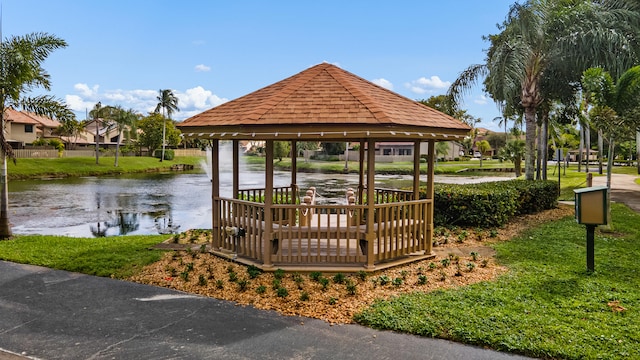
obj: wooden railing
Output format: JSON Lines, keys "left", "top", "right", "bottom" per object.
{"left": 216, "top": 193, "right": 432, "bottom": 269}
{"left": 237, "top": 186, "right": 299, "bottom": 205}
{"left": 372, "top": 187, "right": 414, "bottom": 203}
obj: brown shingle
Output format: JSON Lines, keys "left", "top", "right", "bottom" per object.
{"left": 178, "top": 63, "right": 470, "bottom": 137}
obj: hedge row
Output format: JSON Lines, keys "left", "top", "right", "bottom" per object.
{"left": 424, "top": 180, "right": 559, "bottom": 228}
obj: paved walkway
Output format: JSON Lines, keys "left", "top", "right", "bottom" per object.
{"left": 591, "top": 172, "right": 640, "bottom": 213}
{"left": 0, "top": 261, "right": 532, "bottom": 360}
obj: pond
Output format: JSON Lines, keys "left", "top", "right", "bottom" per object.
{"left": 8, "top": 170, "right": 513, "bottom": 237}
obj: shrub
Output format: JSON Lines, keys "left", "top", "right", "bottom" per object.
{"left": 508, "top": 180, "right": 559, "bottom": 214}
{"left": 332, "top": 273, "right": 345, "bottom": 284}
{"left": 153, "top": 148, "right": 174, "bottom": 160}
{"left": 276, "top": 287, "right": 289, "bottom": 298}
{"left": 309, "top": 271, "right": 322, "bottom": 282}
{"left": 247, "top": 265, "right": 262, "bottom": 279}
{"left": 428, "top": 180, "right": 558, "bottom": 228}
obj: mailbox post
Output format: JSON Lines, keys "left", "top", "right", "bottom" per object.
{"left": 574, "top": 186, "right": 608, "bottom": 272}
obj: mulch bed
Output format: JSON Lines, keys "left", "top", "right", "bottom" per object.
{"left": 129, "top": 204, "right": 574, "bottom": 324}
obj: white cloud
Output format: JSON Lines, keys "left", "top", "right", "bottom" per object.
{"left": 177, "top": 86, "right": 227, "bottom": 110}
{"left": 372, "top": 78, "right": 393, "bottom": 90}
{"left": 65, "top": 94, "right": 96, "bottom": 113}
{"left": 405, "top": 75, "right": 451, "bottom": 95}
{"left": 474, "top": 95, "right": 488, "bottom": 105}
{"left": 64, "top": 85, "right": 228, "bottom": 121}
{"left": 74, "top": 83, "right": 99, "bottom": 98}
{"left": 194, "top": 64, "right": 211, "bottom": 72}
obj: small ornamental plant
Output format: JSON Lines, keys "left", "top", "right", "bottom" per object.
{"left": 276, "top": 287, "right": 289, "bottom": 298}
{"left": 237, "top": 278, "right": 249, "bottom": 291}
{"left": 198, "top": 274, "right": 208, "bottom": 286}
{"left": 319, "top": 277, "right": 330, "bottom": 291}
{"left": 357, "top": 270, "right": 367, "bottom": 281}
{"left": 228, "top": 271, "right": 238, "bottom": 283}
{"left": 273, "top": 268, "right": 286, "bottom": 280}
{"left": 309, "top": 271, "right": 322, "bottom": 282}
{"left": 346, "top": 280, "right": 357, "bottom": 295}
{"left": 247, "top": 265, "right": 262, "bottom": 279}
{"left": 378, "top": 275, "right": 391, "bottom": 286}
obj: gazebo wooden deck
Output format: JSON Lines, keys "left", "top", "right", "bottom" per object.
{"left": 178, "top": 63, "right": 470, "bottom": 272}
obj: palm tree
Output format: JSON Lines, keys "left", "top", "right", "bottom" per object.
{"left": 476, "top": 140, "right": 491, "bottom": 167}
{"left": 112, "top": 107, "right": 139, "bottom": 167}
{"left": 0, "top": 32, "right": 71, "bottom": 239}
{"left": 500, "top": 140, "right": 526, "bottom": 177}
{"left": 493, "top": 116, "right": 509, "bottom": 144}
{"left": 448, "top": 0, "right": 640, "bottom": 180}
{"left": 581, "top": 66, "right": 640, "bottom": 226}
{"left": 154, "top": 89, "right": 179, "bottom": 162}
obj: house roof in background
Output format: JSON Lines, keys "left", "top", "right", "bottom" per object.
{"left": 5, "top": 108, "right": 40, "bottom": 125}
{"left": 25, "top": 112, "right": 61, "bottom": 128}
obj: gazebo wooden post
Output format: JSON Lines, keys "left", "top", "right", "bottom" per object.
{"left": 291, "top": 140, "right": 297, "bottom": 203}
{"left": 358, "top": 141, "right": 365, "bottom": 205}
{"left": 425, "top": 140, "right": 435, "bottom": 254}
{"left": 365, "top": 139, "right": 376, "bottom": 269}
{"left": 232, "top": 140, "right": 239, "bottom": 198}
{"left": 211, "top": 139, "right": 221, "bottom": 249}
{"left": 263, "top": 140, "right": 274, "bottom": 268}
{"left": 290, "top": 140, "right": 298, "bottom": 224}
{"left": 413, "top": 141, "right": 421, "bottom": 200}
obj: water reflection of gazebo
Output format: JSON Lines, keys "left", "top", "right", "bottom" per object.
{"left": 178, "top": 63, "right": 470, "bottom": 272}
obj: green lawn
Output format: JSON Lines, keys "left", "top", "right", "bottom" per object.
{"left": 0, "top": 234, "right": 168, "bottom": 278}
{"left": 251, "top": 156, "right": 520, "bottom": 174}
{"left": 8, "top": 156, "right": 203, "bottom": 179}
{"left": 354, "top": 203, "right": 640, "bottom": 360}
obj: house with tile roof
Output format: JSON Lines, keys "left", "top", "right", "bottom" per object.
{"left": 4, "top": 108, "right": 46, "bottom": 148}
{"left": 4, "top": 108, "right": 131, "bottom": 151}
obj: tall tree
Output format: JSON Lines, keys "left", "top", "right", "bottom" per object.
{"left": 154, "top": 89, "right": 179, "bottom": 162}
{"left": 0, "top": 32, "right": 72, "bottom": 239}
{"left": 111, "top": 107, "right": 139, "bottom": 167}
{"left": 582, "top": 66, "right": 640, "bottom": 226}
{"left": 448, "top": 0, "right": 640, "bottom": 180}
{"left": 88, "top": 102, "right": 102, "bottom": 164}
{"left": 138, "top": 112, "right": 181, "bottom": 154}
{"left": 476, "top": 140, "right": 491, "bottom": 167}
{"left": 54, "top": 117, "right": 85, "bottom": 150}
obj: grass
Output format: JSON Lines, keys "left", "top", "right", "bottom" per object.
{"left": 7, "top": 156, "right": 203, "bottom": 179}
{"left": 0, "top": 234, "right": 168, "bottom": 278}
{"left": 354, "top": 203, "right": 640, "bottom": 360}
{"left": 256, "top": 156, "right": 520, "bottom": 175}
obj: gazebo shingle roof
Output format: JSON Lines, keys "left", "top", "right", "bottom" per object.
{"left": 178, "top": 63, "right": 470, "bottom": 140}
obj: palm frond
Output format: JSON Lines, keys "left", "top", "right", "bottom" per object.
{"left": 446, "top": 64, "right": 488, "bottom": 106}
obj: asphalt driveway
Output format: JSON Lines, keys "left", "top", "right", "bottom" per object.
{"left": 0, "top": 261, "right": 532, "bottom": 360}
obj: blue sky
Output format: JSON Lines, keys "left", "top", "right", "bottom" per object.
{"left": 5, "top": 0, "right": 517, "bottom": 131}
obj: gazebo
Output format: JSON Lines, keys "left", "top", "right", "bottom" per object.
{"left": 178, "top": 63, "right": 470, "bottom": 272}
